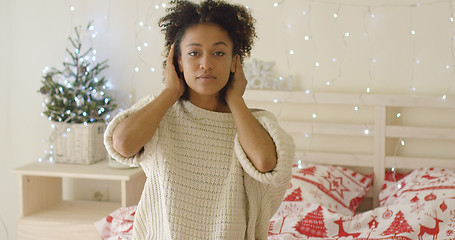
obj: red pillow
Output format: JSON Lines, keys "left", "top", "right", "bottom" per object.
{"left": 283, "top": 162, "right": 373, "bottom": 216}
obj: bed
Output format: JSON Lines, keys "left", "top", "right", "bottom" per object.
{"left": 94, "top": 90, "right": 455, "bottom": 240}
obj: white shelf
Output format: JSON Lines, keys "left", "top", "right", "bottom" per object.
{"left": 14, "top": 160, "right": 145, "bottom": 240}
{"left": 20, "top": 200, "right": 120, "bottom": 223}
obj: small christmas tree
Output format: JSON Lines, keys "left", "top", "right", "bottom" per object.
{"left": 381, "top": 210, "right": 414, "bottom": 237}
{"left": 39, "top": 22, "right": 116, "bottom": 124}
{"left": 283, "top": 187, "right": 303, "bottom": 201}
{"left": 293, "top": 205, "right": 328, "bottom": 238}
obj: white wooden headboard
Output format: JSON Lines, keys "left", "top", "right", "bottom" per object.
{"left": 244, "top": 90, "right": 455, "bottom": 209}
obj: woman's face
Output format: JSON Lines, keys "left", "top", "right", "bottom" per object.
{"left": 178, "top": 23, "right": 235, "bottom": 101}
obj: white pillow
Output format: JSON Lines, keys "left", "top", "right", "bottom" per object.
{"left": 283, "top": 162, "right": 373, "bottom": 216}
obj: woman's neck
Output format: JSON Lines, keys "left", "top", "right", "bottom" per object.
{"left": 188, "top": 94, "right": 230, "bottom": 113}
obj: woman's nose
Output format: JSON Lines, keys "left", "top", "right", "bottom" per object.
{"left": 199, "top": 55, "right": 214, "bottom": 70}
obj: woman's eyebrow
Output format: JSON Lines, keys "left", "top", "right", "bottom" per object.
{"left": 185, "top": 41, "right": 229, "bottom": 49}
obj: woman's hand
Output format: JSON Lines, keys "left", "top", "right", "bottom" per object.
{"left": 165, "top": 44, "right": 185, "bottom": 99}
{"left": 225, "top": 55, "right": 247, "bottom": 105}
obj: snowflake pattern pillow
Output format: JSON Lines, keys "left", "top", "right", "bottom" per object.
{"left": 283, "top": 163, "right": 373, "bottom": 216}
{"left": 380, "top": 167, "right": 455, "bottom": 206}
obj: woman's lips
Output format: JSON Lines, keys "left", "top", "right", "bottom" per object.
{"left": 197, "top": 75, "right": 216, "bottom": 81}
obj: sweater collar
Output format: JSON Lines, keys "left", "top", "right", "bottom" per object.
{"left": 180, "top": 100, "right": 234, "bottom": 122}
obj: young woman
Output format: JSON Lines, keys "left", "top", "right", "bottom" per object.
{"left": 104, "top": 0, "right": 295, "bottom": 239}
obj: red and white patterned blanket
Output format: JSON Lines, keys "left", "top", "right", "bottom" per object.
{"left": 94, "top": 166, "right": 455, "bottom": 240}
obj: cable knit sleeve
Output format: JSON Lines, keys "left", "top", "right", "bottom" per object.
{"left": 234, "top": 110, "right": 295, "bottom": 185}
{"left": 235, "top": 110, "right": 295, "bottom": 240}
{"left": 104, "top": 96, "right": 158, "bottom": 167}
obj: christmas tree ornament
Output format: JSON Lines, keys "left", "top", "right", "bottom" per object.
{"left": 44, "top": 96, "right": 51, "bottom": 104}
{"left": 63, "top": 67, "right": 73, "bottom": 77}
{"left": 91, "top": 90, "right": 103, "bottom": 100}
{"left": 75, "top": 95, "right": 85, "bottom": 107}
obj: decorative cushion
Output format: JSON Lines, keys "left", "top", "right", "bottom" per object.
{"left": 283, "top": 162, "right": 373, "bottom": 216}
{"left": 380, "top": 167, "right": 455, "bottom": 206}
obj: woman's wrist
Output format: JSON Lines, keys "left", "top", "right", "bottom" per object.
{"left": 226, "top": 95, "right": 246, "bottom": 112}
{"left": 160, "top": 88, "right": 182, "bottom": 103}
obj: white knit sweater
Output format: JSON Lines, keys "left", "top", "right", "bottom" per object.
{"left": 104, "top": 96, "right": 295, "bottom": 240}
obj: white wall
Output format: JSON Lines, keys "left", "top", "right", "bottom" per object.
{"left": 2, "top": 0, "right": 454, "bottom": 239}
{"left": 1, "top": 0, "right": 13, "bottom": 238}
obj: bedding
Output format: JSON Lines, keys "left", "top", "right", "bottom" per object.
{"left": 94, "top": 166, "right": 455, "bottom": 240}
{"left": 380, "top": 167, "right": 455, "bottom": 206}
{"left": 285, "top": 162, "right": 373, "bottom": 216}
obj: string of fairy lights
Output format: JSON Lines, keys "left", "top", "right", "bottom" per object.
{"left": 39, "top": 0, "right": 455, "bottom": 164}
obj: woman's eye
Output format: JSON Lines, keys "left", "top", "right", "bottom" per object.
{"left": 188, "top": 51, "right": 199, "bottom": 56}
{"left": 214, "top": 51, "right": 225, "bottom": 56}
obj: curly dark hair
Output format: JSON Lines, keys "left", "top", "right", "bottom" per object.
{"left": 158, "top": 0, "right": 257, "bottom": 100}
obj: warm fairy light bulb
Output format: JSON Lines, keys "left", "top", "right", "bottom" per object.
{"left": 446, "top": 65, "right": 451, "bottom": 69}
{"left": 134, "top": 67, "right": 139, "bottom": 72}
{"left": 415, "top": 59, "right": 420, "bottom": 64}
{"left": 315, "top": 62, "right": 320, "bottom": 67}
{"left": 137, "top": 46, "right": 142, "bottom": 52}
{"left": 451, "top": 17, "right": 454, "bottom": 22}
{"left": 305, "top": 89, "right": 311, "bottom": 94}
{"left": 366, "top": 87, "right": 371, "bottom": 93}
{"left": 344, "top": 32, "right": 350, "bottom": 37}
{"left": 143, "top": 42, "right": 149, "bottom": 47}
{"left": 155, "top": 4, "right": 160, "bottom": 9}
{"left": 370, "top": 14, "right": 375, "bottom": 19}
{"left": 364, "top": 129, "right": 370, "bottom": 135}
{"left": 312, "top": 113, "right": 317, "bottom": 119}
{"left": 442, "top": 94, "right": 447, "bottom": 100}
{"left": 70, "top": 6, "right": 75, "bottom": 11}
{"left": 138, "top": 21, "right": 144, "bottom": 27}
{"left": 273, "top": 99, "right": 279, "bottom": 103}
{"left": 396, "top": 113, "right": 401, "bottom": 118}
{"left": 273, "top": 2, "right": 279, "bottom": 7}
{"left": 302, "top": 10, "right": 307, "bottom": 15}
{"left": 354, "top": 106, "right": 359, "bottom": 111}
{"left": 371, "top": 58, "right": 377, "bottom": 63}
{"left": 325, "top": 81, "right": 331, "bottom": 86}
{"left": 333, "top": 13, "right": 338, "bottom": 19}
{"left": 304, "top": 36, "right": 310, "bottom": 41}
{"left": 332, "top": 58, "right": 337, "bottom": 62}
{"left": 411, "top": 30, "right": 416, "bottom": 35}
{"left": 150, "top": 67, "right": 156, "bottom": 72}
{"left": 411, "top": 86, "right": 416, "bottom": 92}
{"left": 289, "top": 50, "right": 294, "bottom": 55}
{"left": 161, "top": 3, "right": 167, "bottom": 8}
{"left": 401, "top": 139, "right": 405, "bottom": 146}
